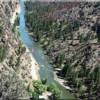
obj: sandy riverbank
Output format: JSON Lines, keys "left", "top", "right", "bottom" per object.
{"left": 54, "top": 68, "right": 72, "bottom": 91}
{"left": 26, "top": 47, "right": 40, "bottom": 80}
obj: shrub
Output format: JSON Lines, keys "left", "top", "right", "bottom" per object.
{"left": 0, "top": 45, "right": 7, "bottom": 62}
{"left": 28, "top": 80, "right": 61, "bottom": 99}
{"left": 47, "top": 83, "right": 61, "bottom": 99}
{"left": 33, "top": 80, "right": 47, "bottom": 94}
{"left": 0, "top": 25, "right": 3, "bottom": 33}
{"left": 0, "top": 21, "right": 3, "bottom": 36}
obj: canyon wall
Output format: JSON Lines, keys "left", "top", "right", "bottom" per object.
{"left": 0, "top": 0, "right": 39, "bottom": 99}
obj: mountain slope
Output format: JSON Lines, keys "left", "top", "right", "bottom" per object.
{"left": 0, "top": 1, "right": 39, "bottom": 99}
{"left": 25, "top": 1, "right": 100, "bottom": 99}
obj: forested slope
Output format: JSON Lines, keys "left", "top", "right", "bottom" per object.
{"left": 0, "top": 1, "right": 35, "bottom": 99}
{"left": 25, "top": 1, "right": 100, "bottom": 99}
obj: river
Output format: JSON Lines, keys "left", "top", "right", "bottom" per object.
{"left": 19, "top": 0, "right": 75, "bottom": 99}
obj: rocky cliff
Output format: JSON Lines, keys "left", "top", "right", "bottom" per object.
{"left": 0, "top": 0, "right": 39, "bottom": 99}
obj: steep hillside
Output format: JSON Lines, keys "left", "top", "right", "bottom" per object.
{"left": 0, "top": 1, "right": 39, "bottom": 99}
{"left": 25, "top": 1, "right": 100, "bottom": 99}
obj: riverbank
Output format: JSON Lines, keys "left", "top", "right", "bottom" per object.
{"left": 10, "top": 4, "right": 20, "bottom": 25}
{"left": 54, "top": 68, "right": 72, "bottom": 91}
{"left": 26, "top": 47, "right": 40, "bottom": 80}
